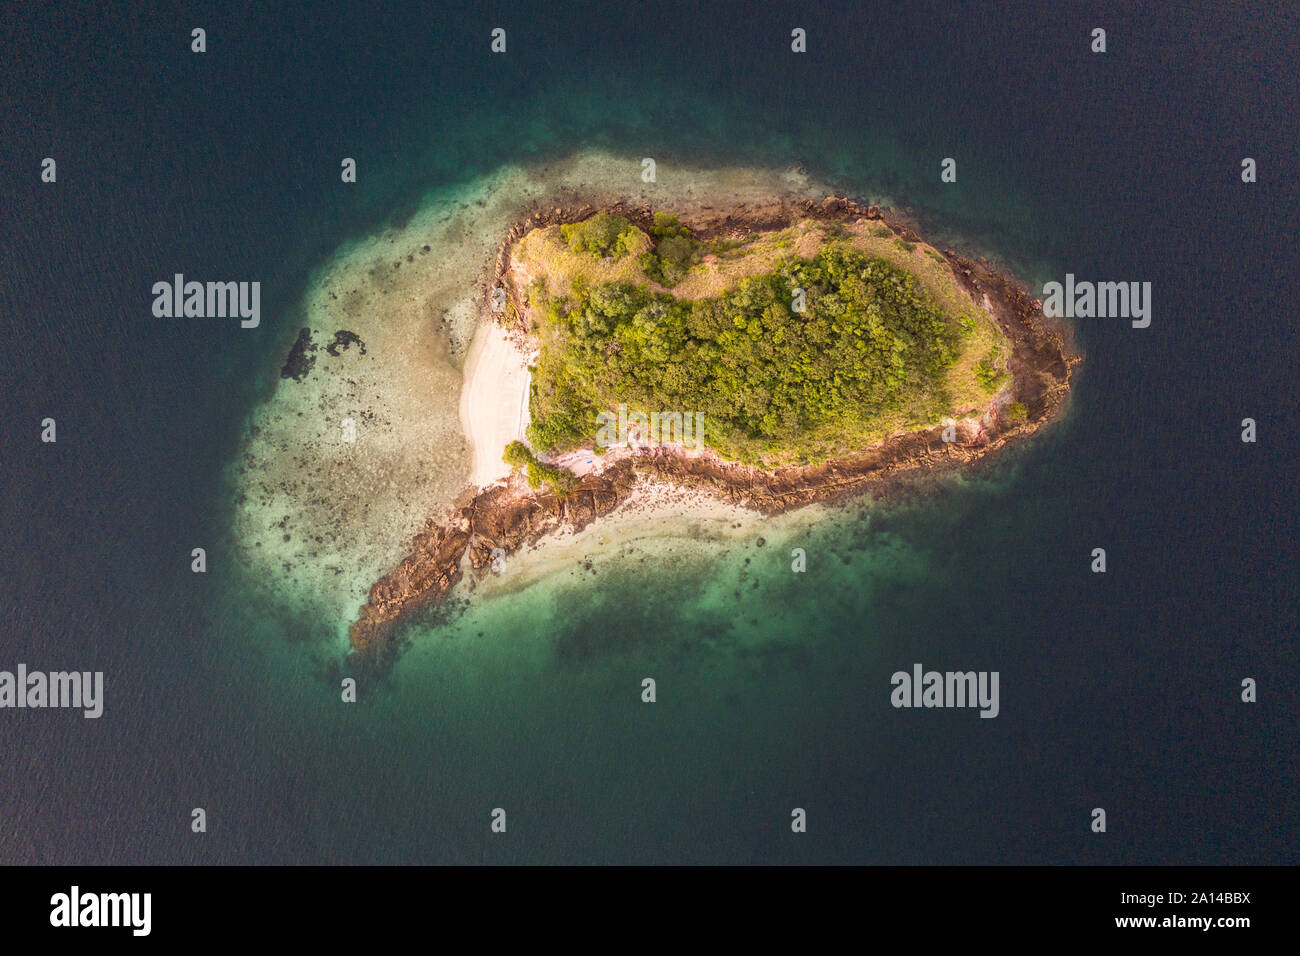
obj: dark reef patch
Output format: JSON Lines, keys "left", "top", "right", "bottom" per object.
{"left": 280, "top": 327, "right": 318, "bottom": 382}
{"left": 326, "top": 330, "right": 367, "bottom": 357}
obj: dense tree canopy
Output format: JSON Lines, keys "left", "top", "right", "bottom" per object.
{"left": 558, "top": 212, "right": 637, "bottom": 258}
{"left": 528, "top": 245, "right": 971, "bottom": 463}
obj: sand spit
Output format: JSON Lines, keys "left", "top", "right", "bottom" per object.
{"left": 347, "top": 194, "right": 1081, "bottom": 663}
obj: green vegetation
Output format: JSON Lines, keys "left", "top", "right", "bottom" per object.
{"left": 974, "top": 347, "right": 1010, "bottom": 392}
{"left": 527, "top": 245, "right": 972, "bottom": 463}
{"left": 709, "top": 237, "right": 748, "bottom": 255}
{"left": 502, "top": 440, "right": 581, "bottom": 496}
{"left": 526, "top": 277, "right": 547, "bottom": 307}
{"left": 636, "top": 213, "right": 700, "bottom": 286}
{"left": 514, "top": 212, "right": 1015, "bottom": 465}
{"left": 502, "top": 440, "right": 532, "bottom": 469}
{"left": 1006, "top": 401, "right": 1028, "bottom": 422}
{"left": 559, "top": 211, "right": 638, "bottom": 259}
{"left": 624, "top": 213, "right": 755, "bottom": 287}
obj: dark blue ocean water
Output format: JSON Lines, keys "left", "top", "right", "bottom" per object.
{"left": 1, "top": 1, "right": 1296, "bottom": 863}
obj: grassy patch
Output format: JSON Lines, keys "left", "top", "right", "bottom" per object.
{"left": 515, "top": 213, "right": 1014, "bottom": 460}
{"left": 974, "top": 347, "right": 1011, "bottom": 393}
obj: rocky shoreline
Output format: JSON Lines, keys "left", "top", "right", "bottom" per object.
{"left": 347, "top": 195, "right": 1081, "bottom": 664}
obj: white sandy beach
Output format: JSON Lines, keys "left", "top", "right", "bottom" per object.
{"left": 459, "top": 322, "right": 532, "bottom": 487}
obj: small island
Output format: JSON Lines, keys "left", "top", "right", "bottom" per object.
{"left": 349, "top": 196, "right": 1079, "bottom": 663}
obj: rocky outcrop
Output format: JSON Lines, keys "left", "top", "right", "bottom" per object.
{"left": 348, "top": 470, "right": 637, "bottom": 656}
{"left": 350, "top": 512, "right": 471, "bottom": 657}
